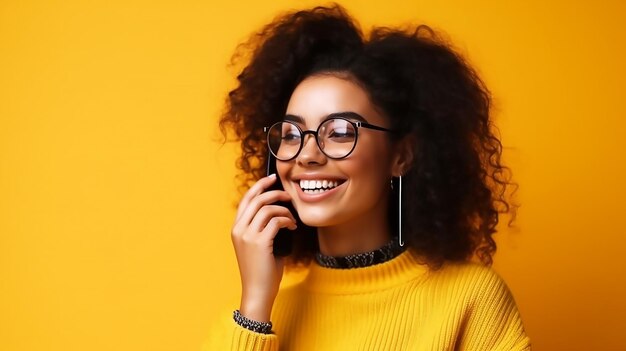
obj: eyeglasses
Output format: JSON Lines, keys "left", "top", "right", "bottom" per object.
{"left": 264, "top": 116, "right": 395, "bottom": 161}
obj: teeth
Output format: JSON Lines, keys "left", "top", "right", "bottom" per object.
{"left": 298, "top": 179, "right": 341, "bottom": 191}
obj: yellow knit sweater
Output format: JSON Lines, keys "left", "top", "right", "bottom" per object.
{"left": 202, "top": 248, "right": 531, "bottom": 350}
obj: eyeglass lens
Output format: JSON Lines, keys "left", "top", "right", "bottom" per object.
{"left": 267, "top": 118, "right": 357, "bottom": 160}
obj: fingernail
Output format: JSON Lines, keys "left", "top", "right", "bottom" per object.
{"left": 268, "top": 173, "right": 277, "bottom": 178}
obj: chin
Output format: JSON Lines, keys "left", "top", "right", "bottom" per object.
{"left": 295, "top": 207, "right": 342, "bottom": 228}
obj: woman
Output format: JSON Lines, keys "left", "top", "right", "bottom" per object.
{"left": 204, "top": 3, "right": 530, "bottom": 350}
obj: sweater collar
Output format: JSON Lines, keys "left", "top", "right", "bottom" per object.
{"left": 303, "top": 247, "right": 430, "bottom": 294}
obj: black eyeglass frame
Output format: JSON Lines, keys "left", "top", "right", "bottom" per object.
{"left": 263, "top": 117, "right": 396, "bottom": 161}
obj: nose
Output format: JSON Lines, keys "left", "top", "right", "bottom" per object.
{"left": 296, "top": 133, "right": 327, "bottom": 166}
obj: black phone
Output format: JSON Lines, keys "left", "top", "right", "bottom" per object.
{"left": 265, "top": 152, "right": 295, "bottom": 257}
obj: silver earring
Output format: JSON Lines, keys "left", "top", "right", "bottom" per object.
{"left": 398, "top": 175, "right": 404, "bottom": 246}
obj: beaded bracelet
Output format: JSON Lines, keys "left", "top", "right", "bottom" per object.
{"left": 233, "top": 309, "right": 273, "bottom": 334}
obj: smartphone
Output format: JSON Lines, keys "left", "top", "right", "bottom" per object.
{"left": 265, "top": 151, "right": 295, "bottom": 257}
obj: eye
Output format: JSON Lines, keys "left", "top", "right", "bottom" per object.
{"left": 283, "top": 132, "right": 300, "bottom": 141}
{"left": 322, "top": 119, "right": 356, "bottom": 142}
{"left": 328, "top": 127, "right": 355, "bottom": 139}
{"left": 281, "top": 125, "right": 301, "bottom": 143}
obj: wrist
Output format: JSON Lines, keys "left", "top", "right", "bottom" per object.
{"left": 239, "top": 301, "right": 272, "bottom": 322}
{"left": 233, "top": 309, "right": 273, "bottom": 334}
{"left": 240, "top": 292, "right": 275, "bottom": 322}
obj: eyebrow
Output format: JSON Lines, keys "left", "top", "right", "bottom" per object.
{"left": 284, "top": 111, "right": 368, "bottom": 124}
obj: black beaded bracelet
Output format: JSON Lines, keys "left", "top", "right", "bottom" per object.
{"left": 233, "top": 309, "right": 273, "bottom": 334}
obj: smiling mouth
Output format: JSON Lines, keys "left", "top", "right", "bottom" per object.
{"left": 297, "top": 179, "right": 346, "bottom": 194}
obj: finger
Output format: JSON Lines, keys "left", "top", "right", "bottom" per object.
{"left": 232, "top": 190, "right": 291, "bottom": 237}
{"left": 248, "top": 205, "right": 297, "bottom": 233}
{"left": 235, "top": 190, "right": 292, "bottom": 230}
{"left": 236, "top": 174, "right": 277, "bottom": 221}
{"left": 259, "top": 216, "right": 297, "bottom": 241}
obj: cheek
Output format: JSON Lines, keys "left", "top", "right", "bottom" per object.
{"left": 346, "top": 138, "right": 392, "bottom": 178}
{"left": 341, "top": 143, "right": 393, "bottom": 196}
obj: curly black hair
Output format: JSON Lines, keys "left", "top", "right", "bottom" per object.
{"left": 219, "top": 3, "right": 519, "bottom": 269}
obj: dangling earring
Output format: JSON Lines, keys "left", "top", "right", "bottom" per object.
{"left": 398, "top": 175, "right": 404, "bottom": 246}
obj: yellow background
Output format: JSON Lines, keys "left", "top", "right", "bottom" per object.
{"left": 1, "top": 0, "right": 624, "bottom": 350}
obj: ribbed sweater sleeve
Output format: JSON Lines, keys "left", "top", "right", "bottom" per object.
{"left": 201, "top": 308, "right": 279, "bottom": 351}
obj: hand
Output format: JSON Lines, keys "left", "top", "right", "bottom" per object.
{"left": 231, "top": 174, "right": 297, "bottom": 322}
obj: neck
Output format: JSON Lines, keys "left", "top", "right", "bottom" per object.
{"left": 316, "top": 198, "right": 391, "bottom": 257}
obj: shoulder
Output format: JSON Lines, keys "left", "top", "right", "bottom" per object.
{"left": 430, "top": 261, "right": 507, "bottom": 284}
{"left": 429, "top": 263, "right": 531, "bottom": 350}
{"left": 424, "top": 261, "right": 517, "bottom": 308}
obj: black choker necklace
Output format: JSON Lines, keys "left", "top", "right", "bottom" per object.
{"left": 314, "top": 238, "right": 407, "bottom": 269}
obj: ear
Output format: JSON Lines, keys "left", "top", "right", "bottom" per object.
{"left": 391, "top": 135, "right": 415, "bottom": 177}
